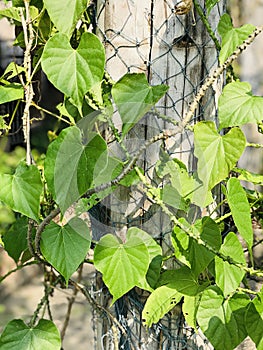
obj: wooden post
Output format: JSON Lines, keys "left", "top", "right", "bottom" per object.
{"left": 94, "top": 1, "right": 225, "bottom": 348}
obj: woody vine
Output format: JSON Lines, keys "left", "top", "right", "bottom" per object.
{"left": 0, "top": 1, "right": 263, "bottom": 350}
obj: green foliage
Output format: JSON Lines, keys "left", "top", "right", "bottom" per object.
{"left": 219, "top": 82, "right": 263, "bottom": 129}
{"left": 0, "top": 1, "right": 262, "bottom": 349}
{"left": 218, "top": 14, "right": 255, "bottom": 63}
{"left": 41, "top": 217, "right": 91, "bottom": 284}
{"left": 0, "top": 319, "right": 61, "bottom": 350}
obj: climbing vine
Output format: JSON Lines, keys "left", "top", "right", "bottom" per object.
{"left": 0, "top": 1, "right": 262, "bottom": 349}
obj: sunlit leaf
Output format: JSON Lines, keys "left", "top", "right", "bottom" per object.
{"left": 215, "top": 232, "right": 246, "bottom": 297}
{"left": 194, "top": 121, "right": 246, "bottom": 191}
{"left": 94, "top": 232, "right": 150, "bottom": 303}
{"left": 227, "top": 178, "right": 253, "bottom": 249}
{"left": 219, "top": 82, "right": 263, "bottom": 129}
{"left": 43, "top": 0, "right": 87, "bottom": 37}
{"left": 218, "top": 14, "right": 255, "bottom": 63}
{"left": 142, "top": 286, "right": 183, "bottom": 327}
{"left": 0, "top": 84, "right": 23, "bottom": 104}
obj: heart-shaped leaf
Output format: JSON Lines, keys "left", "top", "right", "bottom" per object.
{"left": 215, "top": 232, "right": 246, "bottom": 297}
{"left": 44, "top": 126, "right": 107, "bottom": 213}
{"left": 197, "top": 287, "right": 250, "bottom": 350}
{"left": 94, "top": 232, "right": 150, "bottom": 303}
{"left": 40, "top": 217, "right": 91, "bottom": 283}
{"left": 227, "top": 178, "right": 253, "bottom": 249}
{"left": 42, "top": 33, "right": 105, "bottom": 109}
{"left": 112, "top": 73, "right": 168, "bottom": 136}
{"left": 218, "top": 14, "right": 255, "bottom": 63}
{"left": 194, "top": 121, "right": 246, "bottom": 191}
{"left": 246, "top": 292, "right": 263, "bottom": 350}
{"left": 142, "top": 286, "right": 183, "bottom": 327}
{"left": 218, "top": 81, "right": 263, "bottom": 129}
{"left": 0, "top": 162, "right": 42, "bottom": 221}
{"left": 43, "top": 0, "right": 87, "bottom": 37}
{"left": 0, "top": 319, "right": 61, "bottom": 350}
{"left": 206, "top": 0, "right": 220, "bottom": 15}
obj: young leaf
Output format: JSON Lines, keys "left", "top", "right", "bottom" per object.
{"left": 218, "top": 82, "right": 263, "bottom": 129}
{"left": 246, "top": 292, "right": 263, "bottom": 350}
{"left": 218, "top": 14, "right": 255, "bottom": 63}
{"left": 94, "top": 233, "right": 149, "bottom": 303}
{"left": 197, "top": 287, "right": 250, "bottom": 350}
{"left": 0, "top": 84, "right": 23, "bottom": 104}
{"left": 112, "top": 73, "right": 168, "bottom": 136}
{"left": 41, "top": 33, "right": 105, "bottom": 110}
{"left": 2, "top": 217, "right": 29, "bottom": 263}
{"left": 43, "top": 0, "right": 87, "bottom": 38}
{"left": 215, "top": 232, "right": 246, "bottom": 297}
{"left": 0, "top": 162, "right": 42, "bottom": 221}
{"left": 235, "top": 167, "right": 263, "bottom": 185}
{"left": 227, "top": 178, "right": 253, "bottom": 250}
{"left": 44, "top": 126, "right": 107, "bottom": 213}
{"left": 142, "top": 286, "right": 183, "bottom": 327}
{"left": 194, "top": 121, "right": 246, "bottom": 191}
{"left": 40, "top": 217, "right": 91, "bottom": 284}
{"left": 0, "top": 319, "right": 61, "bottom": 350}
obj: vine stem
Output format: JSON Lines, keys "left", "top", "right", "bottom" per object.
{"left": 0, "top": 260, "right": 39, "bottom": 283}
{"left": 21, "top": 0, "right": 35, "bottom": 165}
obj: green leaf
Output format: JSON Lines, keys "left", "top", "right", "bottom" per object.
{"left": 44, "top": 126, "right": 107, "bottom": 213}
{"left": 127, "top": 227, "right": 162, "bottom": 291}
{"left": 161, "top": 185, "right": 188, "bottom": 211}
{"left": 182, "top": 295, "right": 199, "bottom": 330}
{"left": 43, "top": 0, "right": 87, "bottom": 37}
{"left": 194, "top": 121, "right": 246, "bottom": 191}
{"left": 2, "top": 217, "right": 29, "bottom": 263}
{"left": 246, "top": 292, "right": 263, "bottom": 350}
{"left": 206, "top": 0, "right": 220, "bottom": 15}
{"left": 215, "top": 232, "right": 245, "bottom": 297}
{"left": 142, "top": 286, "right": 183, "bottom": 327}
{"left": 40, "top": 217, "right": 91, "bottom": 284}
{"left": 218, "top": 82, "right": 263, "bottom": 129}
{"left": 112, "top": 73, "right": 168, "bottom": 136}
{"left": 218, "top": 14, "right": 255, "bottom": 63}
{"left": 0, "top": 84, "right": 23, "bottom": 104}
{"left": 172, "top": 217, "right": 221, "bottom": 276}
{"left": 0, "top": 7, "right": 21, "bottom": 22}
{"left": 41, "top": 33, "right": 105, "bottom": 110}
{"left": 0, "top": 162, "right": 42, "bottom": 221}
{"left": 227, "top": 178, "right": 253, "bottom": 249}
{"left": 158, "top": 266, "right": 201, "bottom": 296}
{"left": 197, "top": 287, "right": 250, "bottom": 350}
{"left": 0, "top": 319, "right": 61, "bottom": 350}
{"left": 189, "top": 217, "right": 222, "bottom": 276}
{"left": 94, "top": 232, "right": 150, "bottom": 303}
{"left": 146, "top": 255, "right": 162, "bottom": 289}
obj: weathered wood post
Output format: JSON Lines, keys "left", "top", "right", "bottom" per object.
{"left": 93, "top": 1, "right": 225, "bottom": 348}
